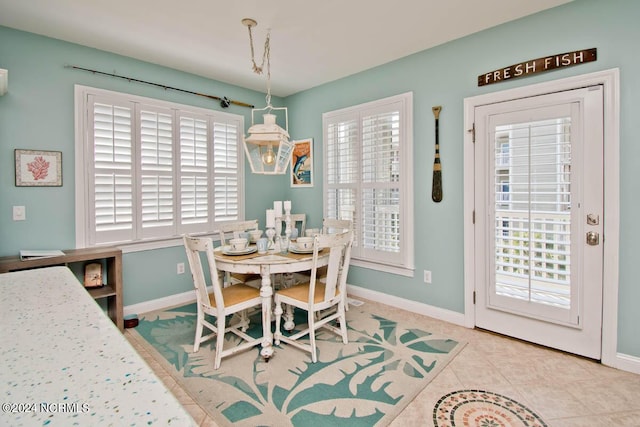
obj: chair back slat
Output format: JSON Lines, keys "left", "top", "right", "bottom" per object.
{"left": 216, "top": 220, "right": 259, "bottom": 245}
{"left": 310, "top": 231, "right": 353, "bottom": 305}
{"left": 183, "top": 235, "right": 224, "bottom": 311}
{"left": 322, "top": 218, "right": 352, "bottom": 235}
{"left": 284, "top": 213, "right": 306, "bottom": 236}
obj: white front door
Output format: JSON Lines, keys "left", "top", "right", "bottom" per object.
{"left": 473, "top": 86, "right": 604, "bottom": 359}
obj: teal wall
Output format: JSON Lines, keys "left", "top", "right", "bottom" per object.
{"left": 1, "top": 0, "right": 638, "bottom": 357}
{"left": 285, "top": 0, "right": 640, "bottom": 358}
{"left": 0, "top": 27, "right": 287, "bottom": 305}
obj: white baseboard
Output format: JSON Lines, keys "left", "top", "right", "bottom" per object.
{"left": 612, "top": 352, "right": 640, "bottom": 375}
{"left": 346, "top": 284, "right": 467, "bottom": 327}
{"left": 125, "top": 285, "right": 467, "bottom": 326}
{"left": 124, "top": 289, "right": 196, "bottom": 316}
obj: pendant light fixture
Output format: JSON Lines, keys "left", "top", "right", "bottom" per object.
{"left": 242, "top": 18, "right": 294, "bottom": 175}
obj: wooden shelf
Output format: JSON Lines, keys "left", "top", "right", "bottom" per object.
{"left": 0, "top": 247, "right": 124, "bottom": 331}
{"left": 87, "top": 284, "right": 117, "bottom": 299}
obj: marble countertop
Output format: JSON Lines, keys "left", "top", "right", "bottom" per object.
{"left": 0, "top": 266, "right": 196, "bottom": 426}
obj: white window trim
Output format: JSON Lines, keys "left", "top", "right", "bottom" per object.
{"left": 323, "top": 92, "right": 414, "bottom": 276}
{"left": 74, "top": 85, "right": 245, "bottom": 252}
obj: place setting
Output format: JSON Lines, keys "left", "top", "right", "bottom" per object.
{"left": 220, "top": 237, "right": 258, "bottom": 256}
{"left": 288, "top": 236, "right": 314, "bottom": 254}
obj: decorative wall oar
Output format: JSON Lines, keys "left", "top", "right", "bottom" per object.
{"left": 431, "top": 106, "right": 443, "bottom": 202}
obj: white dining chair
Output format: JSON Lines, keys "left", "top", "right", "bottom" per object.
{"left": 322, "top": 218, "right": 352, "bottom": 234}
{"left": 216, "top": 219, "right": 259, "bottom": 244}
{"left": 288, "top": 213, "right": 306, "bottom": 237}
{"left": 297, "top": 218, "right": 352, "bottom": 300}
{"left": 183, "top": 235, "right": 263, "bottom": 370}
{"left": 215, "top": 219, "right": 262, "bottom": 287}
{"left": 273, "top": 231, "right": 353, "bottom": 362}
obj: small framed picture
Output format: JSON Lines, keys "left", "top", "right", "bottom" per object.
{"left": 83, "top": 262, "right": 103, "bottom": 288}
{"left": 15, "top": 149, "right": 62, "bottom": 187}
{"left": 291, "top": 138, "right": 313, "bottom": 188}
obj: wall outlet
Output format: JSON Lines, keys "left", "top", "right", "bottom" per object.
{"left": 423, "top": 270, "right": 432, "bottom": 284}
{"left": 13, "top": 205, "right": 26, "bottom": 221}
{"left": 177, "top": 262, "right": 185, "bottom": 274}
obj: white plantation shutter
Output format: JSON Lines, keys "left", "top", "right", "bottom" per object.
{"left": 361, "top": 110, "right": 401, "bottom": 264}
{"left": 140, "top": 106, "right": 174, "bottom": 238}
{"left": 78, "top": 86, "right": 244, "bottom": 247}
{"left": 326, "top": 114, "right": 359, "bottom": 246}
{"left": 179, "top": 114, "right": 209, "bottom": 230}
{"left": 323, "top": 93, "right": 413, "bottom": 271}
{"left": 213, "top": 121, "right": 240, "bottom": 221}
{"left": 91, "top": 97, "right": 134, "bottom": 244}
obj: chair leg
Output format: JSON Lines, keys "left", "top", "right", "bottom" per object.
{"left": 338, "top": 304, "right": 348, "bottom": 344}
{"left": 194, "top": 310, "right": 204, "bottom": 352}
{"left": 214, "top": 314, "right": 226, "bottom": 370}
{"left": 274, "top": 300, "right": 283, "bottom": 345}
{"left": 308, "top": 310, "right": 317, "bottom": 363}
{"left": 238, "top": 310, "right": 249, "bottom": 332}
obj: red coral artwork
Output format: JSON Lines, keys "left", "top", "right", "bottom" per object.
{"left": 27, "top": 156, "right": 50, "bottom": 180}
{"left": 15, "top": 149, "right": 62, "bottom": 187}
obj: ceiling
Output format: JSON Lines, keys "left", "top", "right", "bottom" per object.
{"left": 0, "top": 0, "right": 572, "bottom": 97}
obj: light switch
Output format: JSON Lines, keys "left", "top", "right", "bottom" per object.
{"left": 13, "top": 205, "right": 26, "bottom": 221}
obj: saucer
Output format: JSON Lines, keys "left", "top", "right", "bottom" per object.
{"left": 289, "top": 245, "right": 314, "bottom": 254}
{"left": 222, "top": 246, "right": 257, "bottom": 256}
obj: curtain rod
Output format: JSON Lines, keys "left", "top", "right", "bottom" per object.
{"left": 65, "top": 65, "right": 254, "bottom": 109}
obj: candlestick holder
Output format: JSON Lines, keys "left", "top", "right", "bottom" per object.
{"left": 266, "top": 227, "right": 276, "bottom": 250}
{"left": 275, "top": 216, "right": 283, "bottom": 238}
{"left": 284, "top": 208, "right": 292, "bottom": 242}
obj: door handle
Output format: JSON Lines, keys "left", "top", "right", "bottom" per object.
{"left": 586, "top": 231, "right": 599, "bottom": 246}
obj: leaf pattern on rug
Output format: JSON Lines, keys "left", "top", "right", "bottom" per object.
{"left": 136, "top": 304, "right": 464, "bottom": 426}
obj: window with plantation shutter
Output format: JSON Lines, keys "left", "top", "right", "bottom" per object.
{"left": 76, "top": 86, "right": 244, "bottom": 249}
{"left": 323, "top": 93, "right": 414, "bottom": 275}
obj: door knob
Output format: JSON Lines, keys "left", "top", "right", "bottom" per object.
{"left": 586, "top": 231, "right": 599, "bottom": 246}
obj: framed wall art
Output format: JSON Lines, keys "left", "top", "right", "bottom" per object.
{"left": 291, "top": 138, "right": 313, "bottom": 188}
{"left": 15, "top": 149, "right": 62, "bottom": 187}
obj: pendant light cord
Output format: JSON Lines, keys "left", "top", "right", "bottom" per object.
{"left": 246, "top": 23, "right": 273, "bottom": 108}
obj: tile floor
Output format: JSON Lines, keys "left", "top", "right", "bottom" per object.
{"left": 125, "top": 298, "right": 640, "bottom": 427}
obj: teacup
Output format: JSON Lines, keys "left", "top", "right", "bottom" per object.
{"left": 305, "top": 228, "right": 320, "bottom": 237}
{"left": 229, "top": 238, "right": 248, "bottom": 251}
{"left": 256, "top": 238, "right": 269, "bottom": 254}
{"left": 296, "top": 236, "right": 314, "bottom": 250}
{"left": 249, "top": 229, "right": 263, "bottom": 243}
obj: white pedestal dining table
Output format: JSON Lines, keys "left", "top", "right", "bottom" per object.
{"left": 213, "top": 246, "right": 329, "bottom": 360}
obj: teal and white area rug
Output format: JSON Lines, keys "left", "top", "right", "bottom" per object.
{"left": 131, "top": 301, "right": 466, "bottom": 426}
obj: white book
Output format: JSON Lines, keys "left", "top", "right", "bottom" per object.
{"left": 19, "top": 250, "right": 65, "bottom": 261}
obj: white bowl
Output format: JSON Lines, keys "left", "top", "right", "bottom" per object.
{"left": 296, "top": 236, "right": 314, "bottom": 250}
{"left": 229, "top": 238, "right": 248, "bottom": 251}
{"left": 249, "top": 229, "right": 263, "bottom": 242}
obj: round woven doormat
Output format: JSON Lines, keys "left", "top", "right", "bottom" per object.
{"left": 433, "top": 389, "right": 547, "bottom": 427}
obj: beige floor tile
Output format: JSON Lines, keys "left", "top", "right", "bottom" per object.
{"left": 566, "top": 377, "right": 640, "bottom": 413}
{"left": 514, "top": 382, "right": 593, "bottom": 419}
{"left": 547, "top": 411, "right": 640, "bottom": 427}
{"left": 199, "top": 415, "right": 221, "bottom": 427}
{"left": 181, "top": 403, "right": 207, "bottom": 425}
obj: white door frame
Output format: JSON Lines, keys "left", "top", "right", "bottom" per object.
{"left": 463, "top": 68, "right": 620, "bottom": 367}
